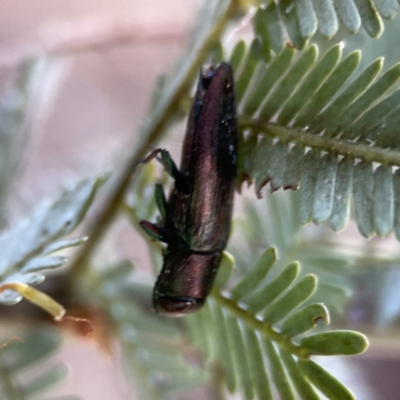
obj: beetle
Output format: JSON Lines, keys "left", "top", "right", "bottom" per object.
{"left": 140, "top": 62, "right": 237, "bottom": 316}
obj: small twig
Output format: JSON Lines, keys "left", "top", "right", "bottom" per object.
{"left": 0, "top": 337, "right": 24, "bottom": 350}
{"left": 0, "top": 283, "right": 65, "bottom": 321}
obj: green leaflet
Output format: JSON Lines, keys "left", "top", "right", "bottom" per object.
{"left": 229, "top": 40, "right": 246, "bottom": 73}
{"left": 373, "top": 165, "right": 394, "bottom": 236}
{"left": 283, "top": 145, "right": 304, "bottom": 190}
{"left": 235, "top": 39, "right": 262, "bottom": 105}
{"left": 237, "top": 130, "right": 257, "bottom": 188}
{"left": 373, "top": 108, "right": 400, "bottom": 148}
{"left": 225, "top": 314, "right": 254, "bottom": 400}
{"left": 263, "top": 340, "right": 296, "bottom": 400}
{"left": 280, "top": 349, "right": 320, "bottom": 400}
{"left": 209, "top": 301, "right": 238, "bottom": 393}
{"left": 263, "top": 191, "right": 293, "bottom": 250}
{"left": 263, "top": 274, "right": 317, "bottom": 323}
{"left": 298, "top": 360, "right": 356, "bottom": 400}
{"left": 301, "top": 330, "right": 369, "bottom": 355}
{"left": 244, "top": 327, "right": 273, "bottom": 400}
{"left": 294, "top": 51, "right": 361, "bottom": 128}
{"left": 231, "top": 247, "right": 276, "bottom": 300}
{"left": 253, "top": 8, "right": 272, "bottom": 62}
{"left": 355, "top": 0, "right": 383, "bottom": 38}
{"left": 246, "top": 262, "right": 299, "bottom": 312}
{"left": 210, "top": 42, "right": 224, "bottom": 64}
{"left": 278, "top": 44, "right": 342, "bottom": 125}
{"left": 264, "top": 2, "right": 285, "bottom": 53}
{"left": 330, "top": 158, "right": 354, "bottom": 232}
{"left": 203, "top": 244, "right": 367, "bottom": 398}
{"left": 268, "top": 142, "right": 289, "bottom": 191}
{"left": 278, "top": 0, "right": 307, "bottom": 49}
{"left": 254, "top": 135, "right": 273, "bottom": 197}
{"left": 314, "top": 57, "right": 383, "bottom": 136}
{"left": 299, "top": 151, "right": 320, "bottom": 225}
{"left": 350, "top": 91, "right": 400, "bottom": 142}
{"left": 252, "top": 0, "right": 397, "bottom": 48}
{"left": 0, "top": 177, "right": 101, "bottom": 305}
{"left": 312, "top": 154, "right": 337, "bottom": 224}
{"left": 312, "top": 0, "right": 338, "bottom": 38}
{"left": 280, "top": 303, "right": 330, "bottom": 337}
{"left": 337, "top": 62, "right": 400, "bottom": 139}
{"left": 258, "top": 45, "right": 318, "bottom": 121}
{"left": 353, "top": 161, "right": 374, "bottom": 238}
{"left": 335, "top": 0, "right": 361, "bottom": 33}
{"left": 42, "top": 237, "right": 88, "bottom": 255}
{"left": 296, "top": 0, "right": 317, "bottom": 39}
{"left": 374, "top": 0, "right": 398, "bottom": 19}
{"left": 244, "top": 46, "right": 295, "bottom": 116}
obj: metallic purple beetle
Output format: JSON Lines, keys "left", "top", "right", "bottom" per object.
{"left": 140, "top": 63, "right": 237, "bottom": 316}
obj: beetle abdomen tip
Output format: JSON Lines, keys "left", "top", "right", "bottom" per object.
{"left": 154, "top": 295, "right": 204, "bottom": 316}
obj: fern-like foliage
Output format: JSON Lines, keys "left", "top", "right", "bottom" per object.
{"left": 92, "top": 254, "right": 367, "bottom": 400}
{"left": 254, "top": 0, "right": 397, "bottom": 52}
{"left": 121, "top": 164, "right": 367, "bottom": 399}
{"left": 93, "top": 262, "right": 208, "bottom": 400}
{"left": 186, "top": 248, "right": 368, "bottom": 400}
{"left": 0, "top": 178, "right": 100, "bottom": 306}
{"left": 228, "top": 23, "right": 400, "bottom": 240}
{"left": 230, "top": 191, "right": 353, "bottom": 315}
{"left": 0, "top": 328, "right": 77, "bottom": 400}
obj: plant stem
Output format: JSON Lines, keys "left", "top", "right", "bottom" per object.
{"left": 211, "top": 288, "right": 311, "bottom": 360}
{"left": 68, "top": 0, "right": 245, "bottom": 280}
{"left": 240, "top": 116, "right": 400, "bottom": 166}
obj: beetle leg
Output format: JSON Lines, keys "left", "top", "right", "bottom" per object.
{"left": 139, "top": 220, "right": 166, "bottom": 242}
{"left": 140, "top": 148, "right": 163, "bottom": 164}
{"left": 158, "top": 149, "right": 190, "bottom": 194}
{"left": 142, "top": 149, "right": 189, "bottom": 194}
{"left": 155, "top": 183, "right": 168, "bottom": 219}
{"left": 140, "top": 184, "right": 170, "bottom": 243}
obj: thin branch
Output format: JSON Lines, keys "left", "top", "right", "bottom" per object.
{"left": 0, "top": 283, "right": 65, "bottom": 321}
{"left": 68, "top": 0, "right": 245, "bottom": 280}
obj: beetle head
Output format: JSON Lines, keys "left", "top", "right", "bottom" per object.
{"left": 153, "top": 251, "right": 222, "bottom": 316}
